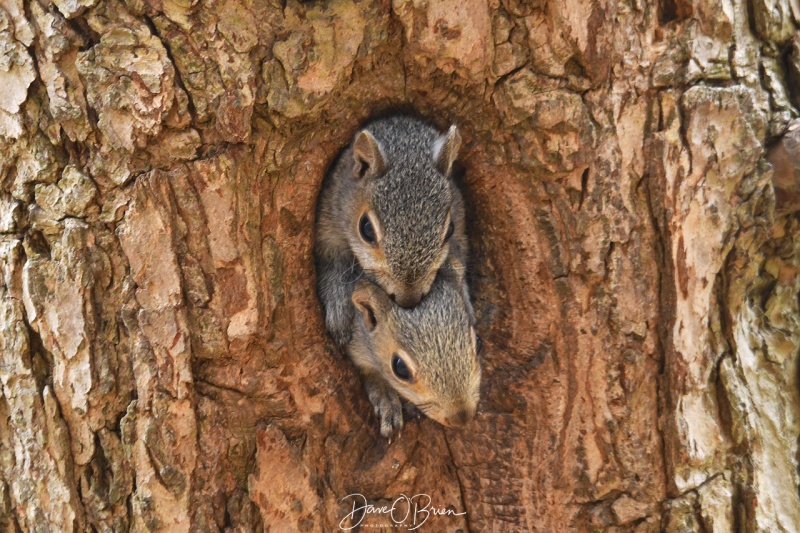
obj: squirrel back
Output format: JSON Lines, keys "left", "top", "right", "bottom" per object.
{"left": 348, "top": 276, "right": 481, "bottom": 430}
{"left": 315, "top": 116, "right": 468, "bottom": 310}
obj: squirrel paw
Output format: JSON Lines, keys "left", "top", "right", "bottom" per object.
{"left": 367, "top": 385, "right": 403, "bottom": 439}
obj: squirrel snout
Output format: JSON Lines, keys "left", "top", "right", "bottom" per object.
{"left": 444, "top": 407, "right": 475, "bottom": 428}
{"left": 389, "top": 290, "right": 422, "bottom": 308}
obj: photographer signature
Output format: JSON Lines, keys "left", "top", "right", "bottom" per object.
{"left": 339, "top": 492, "right": 466, "bottom": 530}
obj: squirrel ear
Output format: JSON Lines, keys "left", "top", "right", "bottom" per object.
{"left": 432, "top": 125, "right": 461, "bottom": 176}
{"left": 353, "top": 130, "right": 386, "bottom": 180}
{"left": 351, "top": 281, "right": 391, "bottom": 331}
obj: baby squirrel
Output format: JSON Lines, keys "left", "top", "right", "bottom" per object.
{"left": 348, "top": 277, "right": 481, "bottom": 438}
{"left": 315, "top": 116, "right": 471, "bottom": 351}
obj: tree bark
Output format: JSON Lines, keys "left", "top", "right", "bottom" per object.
{"left": 1, "top": 0, "right": 799, "bottom": 531}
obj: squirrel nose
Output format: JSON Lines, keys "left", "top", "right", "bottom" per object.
{"left": 392, "top": 291, "right": 421, "bottom": 308}
{"left": 446, "top": 408, "right": 474, "bottom": 428}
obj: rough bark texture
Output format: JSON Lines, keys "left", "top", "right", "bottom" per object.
{"left": 1, "top": 0, "right": 799, "bottom": 531}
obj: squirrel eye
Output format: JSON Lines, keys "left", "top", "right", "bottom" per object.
{"left": 359, "top": 214, "right": 377, "bottom": 245}
{"left": 444, "top": 220, "right": 454, "bottom": 242}
{"left": 391, "top": 354, "right": 413, "bottom": 382}
{"left": 475, "top": 333, "right": 482, "bottom": 355}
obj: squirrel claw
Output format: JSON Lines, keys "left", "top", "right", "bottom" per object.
{"left": 371, "top": 385, "right": 403, "bottom": 439}
{"left": 378, "top": 402, "right": 403, "bottom": 439}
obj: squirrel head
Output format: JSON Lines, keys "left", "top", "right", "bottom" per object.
{"left": 351, "top": 277, "right": 481, "bottom": 428}
{"left": 346, "top": 118, "right": 463, "bottom": 308}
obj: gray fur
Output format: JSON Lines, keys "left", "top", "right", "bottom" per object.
{"left": 315, "top": 116, "right": 472, "bottom": 351}
{"left": 389, "top": 281, "right": 475, "bottom": 402}
{"left": 348, "top": 277, "right": 481, "bottom": 438}
{"left": 367, "top": 117, "right": 452, "bottom": 282}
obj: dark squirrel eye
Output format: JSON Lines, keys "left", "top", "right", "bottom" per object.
{"left": 475, "top": 333, "right": 482, "bottom": 355}
{"left": 391, "top": 354, "right": 412, "bottom": 382}
{"left": 359, "top": 214, "right": 376, "bottom": 245}
{"left": 445, "top": 220, "right": 454, "bottom": 242}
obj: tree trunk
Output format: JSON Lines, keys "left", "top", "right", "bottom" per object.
{"left": 1, "top": 0, "right": 799, "bottom": 530}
